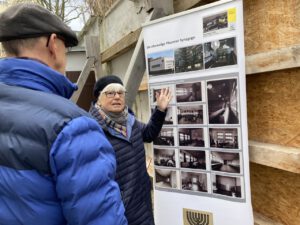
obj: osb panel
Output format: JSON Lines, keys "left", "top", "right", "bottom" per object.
{"left": 250, "top": 163, "right": 300, "bottom": 225}
{"left": 246, "top": 68, "right": 300, "bottom": 148}
{"left": 244, "top": 0, "right": 300, "bottom": 55}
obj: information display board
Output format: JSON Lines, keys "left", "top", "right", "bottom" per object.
{"left": 143, "top": 0, "right": 253, "bottom": 224}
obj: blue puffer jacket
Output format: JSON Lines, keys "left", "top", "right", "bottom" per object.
{"left": 0, "top": 58, "right": 127, "bottom": 225}
{"left": 90, "top": 105, "right": 166, "bottom": 225}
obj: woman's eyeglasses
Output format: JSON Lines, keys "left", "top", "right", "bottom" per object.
{"left": 104, "top": 91, "right": 126, "bottom": 98}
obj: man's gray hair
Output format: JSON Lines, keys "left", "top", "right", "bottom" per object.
{"left": 1, "top": 37, "right": 43, "bottom": 56}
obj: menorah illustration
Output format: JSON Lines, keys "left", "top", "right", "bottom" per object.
{"left": 184, "top": 209, "right": 212, "bottom": 225}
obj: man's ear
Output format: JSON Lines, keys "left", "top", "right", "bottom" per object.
{"left": 47, "top": 33, "right": 58, "bottom": 58}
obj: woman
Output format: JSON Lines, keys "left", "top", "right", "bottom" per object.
{"left": 90, "top": 75, "right": 171, "bottom": 225}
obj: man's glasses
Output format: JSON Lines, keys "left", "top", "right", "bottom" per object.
{"left": 103, "top": 91, "right": 126, "bottom": 98}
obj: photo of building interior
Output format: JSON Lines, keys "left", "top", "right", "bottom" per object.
{"left": 175, "top": 44, "right": 204, "bottom": 73}
{"left": 211, "top": 151, "right": 240, "bottom": 173}
{"left": 179, "top": 128, "right": 205, "bottom": 147}
{"left": 154, "top": 128, "right": 175, "bottom": 146}
{"left": 203, "top": 11, "right": 228, "bottom": 33}
{"left": 204, "top": 37, "right": 237, "bottom": 68}
{"left": 155, "top": 169, "right": 177, "bottom": 189}
{"left": 209, "top": 128, "right": 238, "bottom": 149}
{"left": 177, "top": 105, "right": 203, "bottom": 124}
{"left": 212, "top": 174, "right": 241, "bottom": 198}
{"left": 154, "top": 148, "right": 176, "bottom": 167}
{"left": 181, "top": 171, "right": 207, "bottom": 192}
{"left": 176, "top": 82, "right": 202, "bottom": 103}
{"left": 207, "top": 78, "right": 239, "bottom": 124}
{"left": 148, "top": 50, "right": 175, "bottom": 76}
{"left": 180, "top": 149, "right": 206, "bottom": 169}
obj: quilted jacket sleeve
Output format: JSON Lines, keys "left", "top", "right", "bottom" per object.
{"left": 138, "top": 107, "right": 166, "bottom": 143}
{"left": 49, "top": 116, "right": 127, "bottom": 225}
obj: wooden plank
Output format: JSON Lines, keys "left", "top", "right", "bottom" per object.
{"left": 101, "top": 28, "right": 141, "bottom": 63}
{"left": 71, "top": 57, "right": 94, "bottom": 103}
{"left": 249, "top": 141, "right": 300, "bottom": 174}
{"left": 253, "top": 212, "right": 283, "bottom": 225}
{"left": 246, "top": 45, "right": 300, "bottom": 74}
{"left": 123, "top": 8, "right": 166, "bottom": 107}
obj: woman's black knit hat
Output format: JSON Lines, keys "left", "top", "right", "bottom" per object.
{"left": 93, "top": 75, "right": 123, "bottom": 98}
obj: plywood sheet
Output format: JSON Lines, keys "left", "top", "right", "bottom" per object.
{"left": 244, "top": 0, "right": 300, "bottom": 55}
{"left": 246, "top": 68, "right": 300, "bottom": 148}
{"left": 250, "top": 163, "right": 300, "bottom": 225}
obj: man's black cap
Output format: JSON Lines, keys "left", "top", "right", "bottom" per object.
{"left": 93, "top": 75, "right": 124, "bottom": 98}
{"left": 0, "top": 3, "right": 78, "bottom": 47}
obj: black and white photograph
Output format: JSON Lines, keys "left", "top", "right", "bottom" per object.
{"left": 180, "top": 149, "right": 206, "bottom": 170}
{"left": 209, "top": 128, "right": 239, "bottom": 149}
{"left": 211, "top": 151, "right": 240, "bottom": 173}
{"left": 152, "top": 106, "right": 173, "bottom": 125}
{"left": 176, "top": 82, "right": 202, "bottom": 103}
{"left": 181, "top": 171, "right": 207, "bottom": 192}
{"left": 154, "top": 148, "right": 176, "bottom": 167}
{"left": 203, "top": 11, "right": 228, "bottom": 34}
{"left": 147, "top": 50, "right": 175, "bottom": 76}
{"left": 150, "top": 86, "right": 175, "bottom": 105}
{"left": 204, "top": 37, "right": 237, "bottom": 69}
{"left": 177, "top": 105, "right": 204, "bottom": 124}
{"left": 212, "top": 174, "right": 242, "bottom": 198}
{"left": 179, "top": 128, "right": 205, "bottom": 147}
{"left": 207, "top": 78, "right": 239, "bottom": 124}
{"left": 174, "top": 44, "right": 204, "bottom": 73}
{"left": 154, "top": 128, "right": 175, "bottom": 146}
{"left": 155, "top": 169, "right": 177, "bottom": 189}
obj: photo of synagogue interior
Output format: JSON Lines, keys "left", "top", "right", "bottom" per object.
{"left": 176, "top": 82, "right": 202, "bottom": 102}
{"left": 155, "top": 169, "right": 177, "bottom": 189}
{"left": 180, "top": 150, "right": 206, "bottom": 169}
{"left": 177, "top": 105, "right": 203, "bottom": 124}
{"left": 154, "top": 148, "right": 176, "bottom": 167}
{"left": 204, "top": 37, "right": 237, "bottom": 68}
{"left": 211, "top": 151, "right": 240, "bottom": 173}
{"left": 212, "top": 175, "right": 241, "bottom": 198}
{"left": 154, "top": 128, "right": 175, "bottom": 146}
{"left": 207, "top": 78, "right": 239, "bottom": 124}
{"left": 209, "top": 128, "right": 238, "bottom": 149}
{"left": 179, "top": 128, "right": 205, "bottom": 147}
{"left": 175, "top": 44, "right": 204, "bottom": 73}
{"left": 181, "top": 171, "right": 207, "bottom": 192}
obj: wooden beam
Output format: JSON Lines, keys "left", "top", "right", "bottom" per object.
{"left": 254, "top": 212, "right": 283, "bottom": 225}
{"left": 123, "top": 8, "right": 166, "bottom": 107}
{"left": 101, "top": 28, "right": 142, "bottom": 63}
{"left": 249, "top": 140, "right": 300, "bottom": 174}
{"left": 71, "top": 58, "right": 94, "bottom": 103}
{"left": 246, "top": 45, "right": 300, "bottom": 75}
{"left": 173, "top": 0, "right": 218, "bottom": 13}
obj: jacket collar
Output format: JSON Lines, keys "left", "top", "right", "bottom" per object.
{"left": 0, "top": 57, "right": 77, "bottom": 99}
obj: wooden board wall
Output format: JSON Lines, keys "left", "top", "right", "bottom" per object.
{"left": 246, "top": 68, "right": 300, "bottom": 148}
{"left": 250, "top": 163, "right": 300, "bottom": 225}
{"left": 244, "top": 0, "right": 300, "bottom": 55}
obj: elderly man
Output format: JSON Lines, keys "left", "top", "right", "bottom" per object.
{"left": 0, "top": 3, "right": 127, "bottom": 225}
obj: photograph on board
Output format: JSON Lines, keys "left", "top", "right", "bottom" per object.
{"left": 180, "top": 149, "right": 206, "bottom": 170}
{"left": 150, "top": 85, "right": 175, "bottom": 105}
{"left": 209, "top": 128, "right": 239, "bottom": 149}
{"left": 147, "top": 50, "right": 175, "bottom": 76}
{"left": 212, "top": 174, "right": 242, "bottom": 198}
{"left": 174, "top": 44, "right": 204, "bottom": 73}
{"left": 155, "top": 169, "right": 177, "bottom": 189}
{"left": 179, "top": 128, "right": 205, "bottom": 147}
{"left": 204, "top": 37, "right": 237, "bottom": 69}
{"left": 177, "top": 105, "right": 204, "bottom": 124}
{"left": 181, "top": 171, "right": 208, "bottom": 192}
{"left": 152, "top": 106, "right": 174, "bottom": 125}
{"left": 211, "top": 151, "right": 241, "bottom": 173}
{"left": 203, "top": 11, "right": 228, "bottom": 34}
{"left": 154, "top": 148, "right": 176, "bottom": 168}
{"left": 207, "top": 78, "right": 239, "bottom": 124}
{"left": 176, "top": 82, "right": 202, "bottom": 103}
{"left": 154, "top": 128, "right": 175, "bottom": 146}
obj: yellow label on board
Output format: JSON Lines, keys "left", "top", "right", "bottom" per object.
{"left": 228, "top": 8, "right": 236, "bottom": 23}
